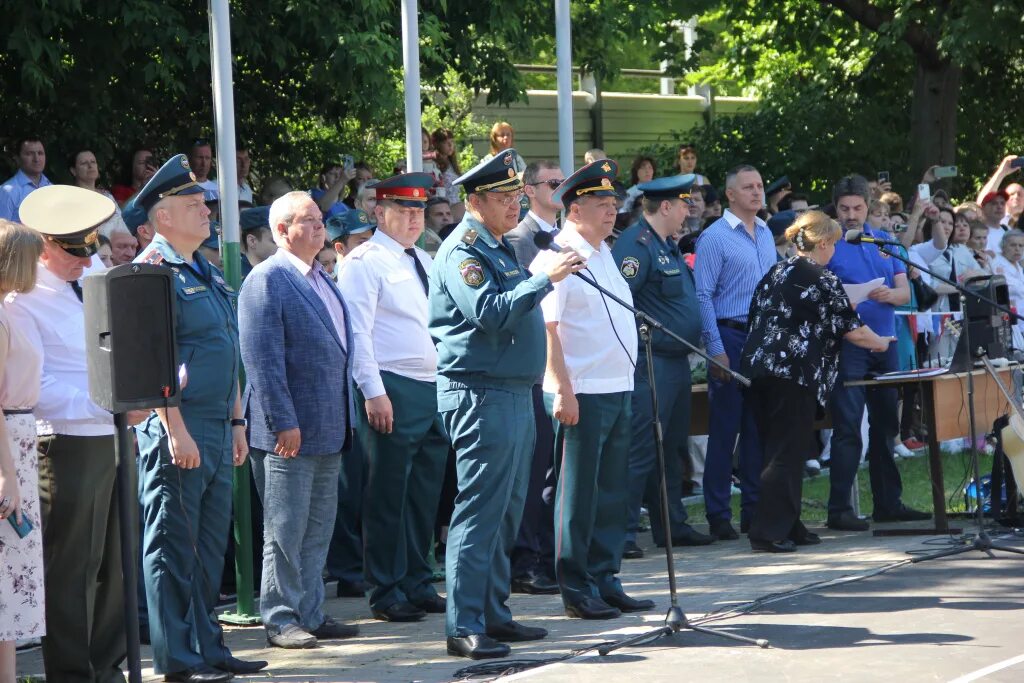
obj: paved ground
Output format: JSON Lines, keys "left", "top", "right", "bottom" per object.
{"left": 17, "top": 521, "right": 1024, "bottom": 682}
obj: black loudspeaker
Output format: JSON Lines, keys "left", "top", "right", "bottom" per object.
{"left": 83, "top": 263, "right": 180, "bottom": 412}
{"left": 949, "top": 274, "right": 1013, "bottom": 371}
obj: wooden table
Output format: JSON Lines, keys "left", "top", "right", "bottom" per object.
{"left": 846, "top": 366, "right": 1018, "bottom": 534}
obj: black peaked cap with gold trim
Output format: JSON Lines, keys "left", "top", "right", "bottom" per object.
{"left": 552, "top": 159, "right": 619, "bottom": 208}
{"left": 452, "top": 149, "right": 524, "bottom": 193}
{"left": 135, "top": 153, "right": 204, "bottom": 212}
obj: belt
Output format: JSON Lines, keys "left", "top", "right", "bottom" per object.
{"left": 717, "top": 318, "right": 748, "bottom": 333}
{"left": 3, "top": 408, "right": 34, "bottom": 416}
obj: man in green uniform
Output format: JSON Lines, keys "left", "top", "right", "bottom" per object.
{"left": 429, "top": 150, "right": 583, "bottom": 660}
{"left": 611, "top": 175, "right": 714, "bottom": 559}
{"left": 133, "top": 155, "right": 266, "bottom": 683}
{"left": 532, "top": 160, "right": 656, "bottom": 618}
{"left": 337, "top": 173, "right": 449, "bottom": 623}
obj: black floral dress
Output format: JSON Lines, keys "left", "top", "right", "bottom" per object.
{"left": 741, "top": 256, "right": 862, "bottom": 408}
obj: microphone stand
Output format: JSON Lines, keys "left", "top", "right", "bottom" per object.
{"left": 560, "top": 268, "right": 767, "bottom": 652}
{"left": 867, "top": 242, "right": 1024, "bottom": 562}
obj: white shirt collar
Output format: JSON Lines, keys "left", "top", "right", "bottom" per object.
{"left": 723, "top": 208, "right": 768, "bottom": 231}
{"left": 528, "top": 210, "right": 557, "bottom": 233}
{"left": 554, "top": 224, "right": 602, "bottom": 260}
{"left": 371, "top": 229, "right": 412, "bottom": 257}
{"left": 36, "top": 261, "right": 75, "bottom": 293}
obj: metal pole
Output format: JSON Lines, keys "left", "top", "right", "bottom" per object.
{"left": 114, "top": 413, "right": 142, "bottom": 683}
{"left": 402, "top": 0, "right": 422, "bottom": 172}
{"left": 555, "top": 0, "right": 574, "bottom": 175}
{"left": 209, "top": 0, "right": 260, "bottom": 625}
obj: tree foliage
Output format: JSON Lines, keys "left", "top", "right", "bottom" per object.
{"left": 666, "top": 0, "right": 1024, "bottom": 201}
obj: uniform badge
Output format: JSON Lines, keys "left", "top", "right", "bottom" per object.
{"left": 498, "top": 258, "right": 506, "bottom": 267}
{"left": 143, "top": 250, "right": 164, "bottom": 266}
{"left": 462, "top": 229, "right": 478, "bottom": 246}
{"left": 621, "top": 256, "right": 640, "bottom": 279}
{"left": 503, "top": 153, "right": 512, "bottom": 166}
{"left": 601, "top": 162, "right": 612, "bottom": 173}
{"left": 459, "top": 258, "right": 485, "bottom": 287}
{"left": 657, "top": 252, "right": 670, "bottom": 265}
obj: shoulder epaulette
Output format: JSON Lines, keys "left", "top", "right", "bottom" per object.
{"left": 142, "top": 250, "right": 164, "bottom": 265}
{"left": 462, "top": 229, "right": 478, "bottom": 246}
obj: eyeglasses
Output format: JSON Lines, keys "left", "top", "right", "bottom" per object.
{"left": 489, "top": 191, "right": 524, "bottom": 207}
{"left": 528, "top": 179, "right": 564, "bottom": 190}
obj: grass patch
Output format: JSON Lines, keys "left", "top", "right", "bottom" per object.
{"left": 684, "top": 450, "right": 996, "bottom": 522}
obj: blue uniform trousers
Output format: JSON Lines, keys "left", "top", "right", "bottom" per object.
{"left": 704, "top": 325, "right": 763, "bottom": 524}
{"left": 828, "top": 342, "right": 903, "bottom": 517}
{"left": 511, "top": 384, "right": 556, "bottom": 580}
{"left": 250, "top": 449, "right": 341, "bottom": 634}
{"left": 440, "top": 384, "right": 535, "bottom": 637}
{"left": 359, "top": 372, "right": 448, "bottom": 611}
{"left": 545, "top": 391, "right": 631, "bottom": 605}
{"left": 324, "top": 439, "right": 365, "bottom": 585}
{"left": 137, "top": 416, "right": 232, "bottom": 674}
{"left": 626, "top": 352, "right": 691, "bottom": 544}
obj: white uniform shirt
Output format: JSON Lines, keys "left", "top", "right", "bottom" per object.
{"left": 5, "top": 264, "right": 113, "bottom": 436}
{"left": 987, "top": 225, "right": 1008, "bottom": 254}
{"left": 337, "top": 230, "right": 437, "bottom": 399}
{"left": 530, "top": 227, "right": 637, "bottom": 395}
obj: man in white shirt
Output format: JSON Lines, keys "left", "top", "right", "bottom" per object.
{"left": 982, "top": 190, "right": 1009, "bottom": 254}
{"left": 337, "top": 174, "right": 450, "bottom": 624}
{"left": 530, "top": 160, "right": 653, "bottom": 620}
{"left": 6, "top": 186, "right": 127, "bottom": 682}
{"left": 188, "top": 138, "right": 220, "bottom": 201}
{"left": 0, "top": 137, "right": 51, "bottom": 222}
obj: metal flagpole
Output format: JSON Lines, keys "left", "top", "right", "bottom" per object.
{"left": 402, "top": 0, "right": 423, "bottom": 172}
{"left": 209, "top": 0, "right": 260, "bottom": 625}
{"left": 555, "top": 0, "right": 574, "bottom": 175}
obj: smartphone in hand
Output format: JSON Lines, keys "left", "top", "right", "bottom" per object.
{"left": 8, "top": 513, "right": 33, "bottom": 539}
{"left": 934, "top": 165, "right": 958, "bottom": 179}
{"left": 877, "top": 171, "right": 890, "bottom": 183}
{"left": 1011, "top": 158, "right": 1024, "bottom": 169}
{"left": 918, "top": 183, "right": 931, "bottom": 202}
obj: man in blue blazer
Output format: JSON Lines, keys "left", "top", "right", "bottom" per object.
{"left": 239, "top": 191, "right": 359, "bottom": 650}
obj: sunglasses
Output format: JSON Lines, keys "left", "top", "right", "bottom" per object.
{"left": 529, "top": 179, "right": 564, "bottom": 190}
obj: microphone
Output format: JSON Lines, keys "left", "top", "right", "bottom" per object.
{"left": 845, "top": 229, "right": 901, "bottom": 246}
{"left": 533, "top": 230, "right": 558, "bottom": 252}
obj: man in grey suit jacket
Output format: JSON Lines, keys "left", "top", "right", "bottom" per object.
{"left": 239, "top": 191, "right": 359, "bottom": 649}
{"left": 504, "top": 160, "right": 563, "bottom": 267}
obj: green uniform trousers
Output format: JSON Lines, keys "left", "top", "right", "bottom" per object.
{"left": 544, "top": 391, "right": 632, "bottom": 605}
{"left": 37, "top": 433, "right": 126, "bottom": 683}
{"left": 359, "top": 371, "right": 449, "bottom": 611}
{"left": 137, "top": 415, "right": 233, "bottom": 674}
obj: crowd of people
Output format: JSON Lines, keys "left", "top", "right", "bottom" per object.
{"left": 1, "top": 121, "right": 1023, "bottom": 681}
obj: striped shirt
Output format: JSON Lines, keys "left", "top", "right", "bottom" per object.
{"left": 694, "top": 209, "right": 776, "bottom": 356}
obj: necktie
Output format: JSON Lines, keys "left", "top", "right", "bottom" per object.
{"left": 404, "top": 247, "right": 429, "bottom": 295}
{"left": 69, "top": 280, "right": 83, "bottom": 302}
{"left": 945, "top": 249, "right": 960, "bottom": 312}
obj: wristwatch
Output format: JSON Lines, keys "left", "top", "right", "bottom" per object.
{"left": 230, "top": 418, "right": 247, "bottom": 428}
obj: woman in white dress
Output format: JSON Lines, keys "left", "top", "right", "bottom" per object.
{"left": 0, "top": 219, "right": 46, "bottom": 681}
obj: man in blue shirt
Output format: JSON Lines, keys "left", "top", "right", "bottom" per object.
{"left": 825, "top": 174, "right": 929, "bottom": 530}
{"left": 694, "top": 165, "right": 775, "bottom": 540}
{"left": 0, "top": 137, "right": 51, "bottom": 222}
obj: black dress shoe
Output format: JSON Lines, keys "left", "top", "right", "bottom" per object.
{"left": 749, "top": 537, "right": 797, "bottom": 553}
{"left": 486, "top": 620, "right": 548, "bottom": 642}
{"left": 656, "top": 525, "right": 715, "bottom": 547}
{"left": 215, "top": 656, "right": 268, "bottom": 675}
{"left": 708, "top": 518, "right": 739, "bottom": 541}
{"left": 565, "top": 596, "right": 621, "bottom": 620}
{"left": 336, "top": 579, "right": 371, "bottom": 598}
{"left": 511, "top": 573, "right": 560, "bottom": 594}
{"left": 601, "top": 592, "right": 655, "bottom": 613}
{"left": 411, "top": 593, "right": 447, "bottom": 613}
{"left": 622, "top": 540, "right": 644, "bottom": 559}
{"left": 790, "top": 531, "right": 821, "bottom": 546}
{"left": 447, "top": 634, "right": 511, "bottom": 659}
{"left": 372, "top": 601, "right": 426, "bottom": 622}
{"left": 164, "top": 664, "right": 233, "bottom": 683}
{"left": 311, "top": 615, "right": 359, "bottom": 639}
{"left": 826, "top": 511, "right": 870, "bottom": 531}
{"left": 873, "top": 505, "right": 931, "bottom": 522}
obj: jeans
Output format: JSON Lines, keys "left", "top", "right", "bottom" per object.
{"left": 251, "top": 450, "right": 342, "bottom": 634}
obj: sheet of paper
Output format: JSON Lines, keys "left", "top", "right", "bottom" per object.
{"left": 843, "top": 277, "right": 884, "bottom": 306}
